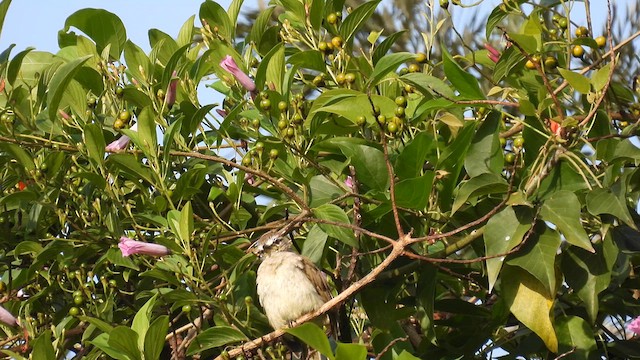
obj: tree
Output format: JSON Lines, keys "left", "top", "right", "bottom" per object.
{"left": 0, "top": 0, "right": 640, "bottom": 358}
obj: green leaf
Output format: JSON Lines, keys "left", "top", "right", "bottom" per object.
{"left": 64, "top": 8, "right": 127, "bottom": 59}
{"left": 368, "top": 52, "right": 415, "bottom": 87}
{"left": 502, "top": 265, "right": 558, "bottom": 353}
{"left": 558, "top": 68, "right": 591, "bottom": 94}
{"left": 288, "top": 50, "right": 326, "bottom": 72}
{"left": 394, "top": 173, "right": 434, "bottom": 210}
{"left": 464, "top": 111, "right": 503, "bottom": 177}
{"left": 452, "top": 173, "right": 508, "bottom": 214}
{"left": 132, "top": 294, "right": 158, "bottom": 353}
{"left": 7, "top": 47, "right": 34, "bottom": 85}
{"left": 540, "top": 190, "right": 593, "bottom": 252}
{"left": 484, "top": 206, "right": 532, "bottom": 292}
{"left": 135, "top": 106, "right": 158, "bottom": 159}
{"left": 396, "top": 350, "right": 422, "bottom": 360}
{"left": 486, "top": 5, "right": 507, "bottom": 39}
{"left": 0, "top": 0, "right": 11, "bottom": 40}
{"left": 124, "top": 40, "right": 151, "bottom": 85}
{"left": 108, "top": 326, "right": 142, "bottom": 360}
{"left": 286, "top": 322, "right": 335, "bottom": 360}
{"left": 401, "top": 72, "right": 455, "bottom": 98}
{"left": 507, "top": 224, "right": 561, "bottom": 295}
{"left": 186, "top": 326, "right": 248, "bottom": 356}
{"left": 556, "top": 316, "right": 597, "bottom": 359}
{"left": 313, "top": 204, "right": 358, "bottom": 248}
{"left": 335, "top": 342, "right": 367, "bottom": 360}
{"left": 31, "top": 330, "right": 55, "bottom": 360}
{"left": 83, "top": 123, "right": 105, "bottom": 166}
{"left": 507, "top": 33, "right": 538, "bottom": 54}
{"left": 47, "top": 55, "right": 92, "bottom": 122}
{"left": 144, "top": 315, "right": 169, "bottom": 360}
{"left": 442, "top": 45, "right": 484, "bottom": 99}
{"left": 309, "top": 175, "right": 343, "bottom": 208}
{"left": 309, "top": 0, "right": 325, "bottom": 31}
{"left": 339, "top": 0, "right": 381, "bottom": 47}
{"left": 0, "top": 143, "right": 35, "bottom": 170}
{"left": 255, "top": 43, "right": 283, "bottom": 90}
{"left": 148, "top": 29, "right": 179, "bottom": 67}
{"left": 592, "top": 63, "right": 611, "bottom": 92}
{"left": 107, "top": 153, "right": 156, "bottom": 185}
{"left": 89, "top": 334, "right": 125, "bottom": 360}
{"left": 227, "top": 0, "right": 244, "bottom": 32}
{"left": 561, "top": 236, "right": 618, "bottom": 322}
{"left": 586, "top": 187, "right": 636, "bottom": 229}
{"left": 302, "top": 225, "right": 328, "bottom": 264}
{"left": 438, "top": 122, "right": 478, "bottom": 209}
{"left": 176, "top": 15, "right": 195, "bottom": 47}
{"left": 395, "top": 131, "right": 434, "bottom": 180}
{"left": 247, "top": 6, "right": 275, "bottom": 49}
{"left": 265, "top": 44, "right": 285, "bottom": 93}
{"left": 372, "top": 30, "right": 406, "bottom": 65}
{"left": 200, "top": 0, "right": 233, "bottom": 41}
{"left": 340, "top": 144, "right": 388, "bottom": 192}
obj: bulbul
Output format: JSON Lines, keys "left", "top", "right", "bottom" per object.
{"left": 251, "top": 230, "right": 334, "bottom": 332}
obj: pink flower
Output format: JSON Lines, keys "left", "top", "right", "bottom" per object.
{"left": 118, "top": 236, "right": 171, "bottom": 257}
{"left": 345, "top": 176, "right": 355, "bottom": 190}
{"left": 0, "top": 305, "right": 17, "bottom": 327}
{"left": 628, "top": 316, "right": 640, "bottom": 334}
{"left": 216, "top": 109, "right": 228, "bottom": 118}
{"left": 166, "top": 71, "right": 178, "bottom": 109}
{"left": 484, "top": 43, "right": 501, "bottom": 63}
{"left": 106, "top": 123, "right": 137, "bottom": 152}
{"left": 220, "top": 55, "right": 256, "bottom": 92}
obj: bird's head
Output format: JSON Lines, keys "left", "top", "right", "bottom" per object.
{"left": 248, "top": 233, "right": 293, "bottom": 258}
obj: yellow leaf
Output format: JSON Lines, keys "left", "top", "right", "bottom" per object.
{"left": 502, "top": 266, "right": 558, "bottom": 352}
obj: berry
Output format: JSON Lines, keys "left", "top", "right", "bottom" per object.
{"left": 408, "top": 63, "right": 420, "bottom": 73}
{"left": 355, "top": 115, "right": 366, "bottom": 126}
{"left": 558, "top": 18, "right": 568, "bottom": 29}
{"left": 513, "top": 136, "right": 525, "bottom": 148}
{"left": 504, "top": 153, "right": 515, "bottom": 164}
{"left": 87, "top": 97, "right": 97, "bottom": 108}
{"left": 260, "top": 99, "right": 271, "bottom": 110}
{"left": 377, "top": 114, "right": 386, "bottom": 124}
{"left": 68, "top": 307, "right": 80, "bottom": 316}
{"left": 242, "top": 157, "right": 252, "bottom": 166}
{"left": 118, "top": 110, "right": 131, "bottom": 121}
{"left": 331, "top": 36, "right": 343, "bottom": 48}
{"left": 572, "top": 45, "right": 585, "bottom": 58}
{"left": 595, "top": 36, "right": 606, "bottom": 48}
{"left": 269, "top": 149, "right": 279, "bottom": 159}
{"left": 544, "top": 57, "right": 557, "bottom": 70}
{"left": 345, "top": 73, "right": 356, "bottom": 84}
{"left": 395, "top": 96, "right": 407, "bottom": 107}
{"left": 336, "top": 73, "right": 346, "bottom": 85}
{"left": 73, "top": 296, "right": 84, "bottom": 305}
{"left": 285, "top": 127, "right": 295, "bottom": 137}
{"left": 318, "top": 42, "right": 328, "bottom": 53}
{"left": 387, "top": 122, "right": 398, "bottom": 133}
{"left": 278, "top": 101, "right": 288, "bottom": 111}
{"left": 575, "top": 26, "right": 589, "bottom": 38}
{"left": 0, "top": 281, "right": 6, "bottom": 293}
{"left": 113, "top": 119, "right": 125, "bottom": 130}
{"left": 327, "top": 13, "right": 338, "bottom": 25}
{"left": 115, "top": 87, "right": 124, "bottom": 97}
{"left": 415, "top": 52, "right": 427, "bottom": 63}
{"left": 182, "top": 305, "right": 192, "bottom": 313}
{"left": 255, "top": 142, "right": 265, "bottom": 151}
{"left": 395, "top": 107, "right": 405, "bottom": 117}
{"left": 277, "top": 119, "right": 288, "bottom": 130}
{"left": 156, "top": 89, "right": 165, "bottom": 100}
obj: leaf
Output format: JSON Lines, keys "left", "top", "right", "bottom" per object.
{"left": 124, "top": 40, "right": 151, "bottom": 85}
{"left": 47, "top": 55, "right": 92, "bottom": 122}
{"left": 107, "top": 153, "right": 156, "bottom": 185}
{"left": 200, "top": 0, "right": 233, "bottom": 41}
{"left": 135, "top": 106, "right": 158, "bottom": 159}
{"left": 265, "top": 44, "right": 285, "bottom": 92}
{"left": 64, "top": 8, "right": 127, "bottom": 59}
{"left": 438, "top": 122, "right": 478, "bottom": 210}
{"left": 555, "top": 316, "right": 597, "bottom": 359}
{"left": 395, "top": 132, "right": 434, "bottom": 180}
{"left": 286, "top": 322, "right": 335, "bottom": 360}
{"left": 486, "top": 5, "right": 507, "bottom": 39}
{"left": 309, "top": 175, "right": 343, "bottom": 208}
{"left": 592, "top": 63, "right": 611, "bottom": 92}
{"left": 288, "top": 50, "right": 326, "bottom": 72}
{"left": 186, "top": 326, "right": 248, "bottom": 356}
{"left": 464, "top": 111, "right": 503, "bottom": 177}
{"left": 502, "top": 266, "right": 558, "bottom": 353}
{"left": 144, "top": 315, "right": 169, "bottom": 360}
{"left": 31, "top": 330, "right": 55, "bottom": 360}
{"left": 394, "top": 173, "right": 434, "bottom": 210}
{"left": 485, "top": 207, "right": 533, "bottom": 292}
{"left": 7, "top": 47, "right": 34, "bottom": 85}
{"left": 372, "top": 30, "right": 406, "bottom": 65}
{"left": 89, "top": 334, "right": 125, "bottom": 360}
{"left": 83, "top": 123, "right": 105, "bottom": 166}
{"left": 302, "top": 225, "right": 328, "bottom": 264}
{"left": 255, "top": 43, "right": 283, "bottom": 90}
{"left": 401, "top": 72, "right": 455, "bottom": 98}
{"left": 507, "top": 224, "right": 561, "bottom": 295}
{"left": 132, "top": 294, "right": 158, "bottom": 353}
{"left": 586, "top": 187, "right": 636, "bottom": 229}
{"left": 561, "top": 236, "right": 618, "bottom": 322}
{"left": 540, "top": 190, "right": 594, "bottom": 252}
{"left": 0, "top": 143, "right": 35, "bottom": 170}
{"left": 340, "top": 144, "right": 388, "bottom": 192}
{"left": 0, "top": 0, "right": 11, "bottom": 40}
{"left": 108, "top": 326, "right": 142, "bottom": 360}
{"left": 335, "top": 342, "right": 367, "bottom": 360}
{"left": 368, "top": 52, "right": 415, "bottom": 87}
{"left": 452, "top": 173, "right": 508, "bottom": 214}
{"left": 313, "top": 204, "right": 358, "bottom": 248}
{"left": 442, "top": 45, "right": 484, "bottom": 99}
{"left": 339, "top": 0, "right": 381, "bottom": 47}
{"left": 558, "top": 68, "right": 591, "bottom": 94}
{"left": 396, "top": 351, "right": 422, "bottom": 360}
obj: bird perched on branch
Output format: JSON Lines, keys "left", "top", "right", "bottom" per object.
{"left": 250, "top": 226, "right": 337, "bottom": 357}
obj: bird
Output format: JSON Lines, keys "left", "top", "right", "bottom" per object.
{"left": 251, "top": 230, "right": 334, "bottom": 331}
{"left": 249, "top": 224, "right": 341, "bottom": 360}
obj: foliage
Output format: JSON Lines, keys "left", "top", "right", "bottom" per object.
{"left": 0, "top": 0, "right": 639, "bottom": 359}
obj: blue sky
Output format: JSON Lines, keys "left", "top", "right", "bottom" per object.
{"left": 0, "top": 1, "right": 231, "bottom": 53}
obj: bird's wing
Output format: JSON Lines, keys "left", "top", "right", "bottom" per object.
{"left": 299, "top": 256, "right": 332, "bottom": 303}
